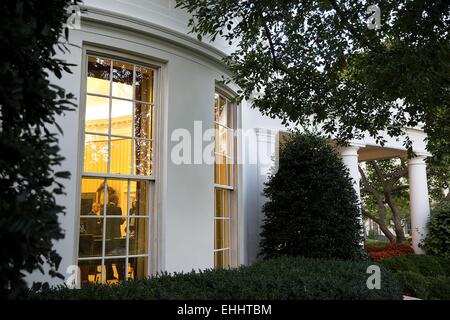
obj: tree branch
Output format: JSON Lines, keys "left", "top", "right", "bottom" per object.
{"left": 328, "top": 0, "right": 379, "bottom": 52}
{"left": 386, "top": 167, "right": 408, "bottom": 188}
{"left": 361, "top": 209, "right": 379, "bottom": 223}
{"left": 261, "top": 17, "right": 295, "bottom": 77}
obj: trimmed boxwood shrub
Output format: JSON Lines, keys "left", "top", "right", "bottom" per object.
{"left": 394, "top": 271, "right": 430, "bottom": 299}
{"left": 381, "top": 254, "right": 450, "bottom": 277}
{"left": 27, "top": 256, "right": 402, "bottom": 300}
{"left": 423, "top": 199, "right": 450, "bottom": 258}
{"left": 381, "top": 254, "right": 450, "bottom": 299}
{"left": 260, "top": 133, "right": 364, "bottom": 260}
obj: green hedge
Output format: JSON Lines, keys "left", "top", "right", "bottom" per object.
{"left": 423, "top": 199, "right": 450, "bottom": 258}
{"left": 27, "top": 257, "right": 402, "bottom": 300}
{"left": 381, "top": 255, "right": 450, "bottom": 299}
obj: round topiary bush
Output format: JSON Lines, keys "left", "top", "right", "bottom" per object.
{"left": 423, "top": 199, "right": 450, "bottom": 258}
{"left": 259, "top": 132, "right": 364, "bottom": 260}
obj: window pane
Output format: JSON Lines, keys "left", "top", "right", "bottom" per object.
{"left": 128, "top": 257, "right": 148, "bottom": 281}
{"left": 218, "top": 96, "right": 227, "bottom": 127}
{"left": 214, "top": 124, "right": 220, "bottom": 155}
{"left": 135, "top": 66, "right": 153, "bottom": 103}
{"left": 105, "top": 179, "right": 128, "bottom": 216}
{"left": 227, "top": 159, "right": 233, "bottom": 188}
{"left": 223, "top": 191, "right": 230, "bottom": 218}
{"left": 87, "top": 56, "right": 111, "bottom": 95}
{"left": 223, "top": 249, "right": 230, "bottom": 268}
{"left": 134, "top": 139, "right": 152, "bottom": 176}
{"left": 214, "top": 94, "right": 219, "bottom": 123}
{"left": 215, "top": 189, "right": 224, "bottom": 218}
{"left": 112, "top": 61, "right": 133, "bottom": 100}
{"left": 227, "top": 100, "right": 234, "bottom": 128}
{"left": 79, "top": 217, "right": 103, "bottom": 258}
{"left": 78, "top": 259, "right": 103, "bottom": 285}
{"left": 227, "top": 128, "right": 234, "bottom": 158}
{"left": 84, "top": 134, "right": 108, "bottom": 173}
{"left": 80, "top": 178, "right": 105, "bottom": 217}
{"left": 110, "top": 137, "right": 132, "bottom": 175}
{"left": 128, "top": 218, "right": 148, "bottom": 255}
{"left": 104, "top": 258, "right": 126, "bottom": 282}
{"left": 129, "top": 181, "right": 149, "bottom": 216}
{"left": 134, "top": 103, "right": 152, "bottom": 139}
{"left": 105, "top": 218, "right": 126, "bottom": 256}
{"left": 214, "top": 251, "right": 223, "bottom": 268}
{"left": 215, "top": 219, "right": 223, "bottom": 250}
{"left": 111, "top": 99, "right": 132, "bottom": 137}
{"left": 214, "top": 160, "right": 219, "bottom": 185}
{"left": 85, "top": 95, "right": 109, "bottom": 134}
{"left": 223, "top": 219, "right": 230, "bottom": 248}
{"left": 218, "top": 125, "right": 227, "bottom": 155}
{"left": 218, "top": 155, "right": 227, "bottom": 186}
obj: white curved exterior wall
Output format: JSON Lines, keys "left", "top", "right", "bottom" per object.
{"left": 28, "top": 0, "right": 247, "bottom": 285}
{"left": 28, "top": 0, "right": 429, "bottom": 285}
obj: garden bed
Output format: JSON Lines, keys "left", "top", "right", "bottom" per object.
{"left": 365, "top": 242, "right": 414, "bottom": 261}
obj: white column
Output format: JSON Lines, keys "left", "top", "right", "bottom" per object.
{"left": 340, "top": 144, "right": 365, "bottom": 241}
{"left": 340, "top": 145, "right": 362, "bottom": 202}
{"left": 408, "top": 156, "right": 431, "bottom": 254}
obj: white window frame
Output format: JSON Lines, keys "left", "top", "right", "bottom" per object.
{"left": 214, "top": 89, "right": 237, "bottom": 268}
{"left": 75, "top": 46, "right": 163, "bottom": 283}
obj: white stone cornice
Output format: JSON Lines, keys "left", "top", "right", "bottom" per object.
{"left": 80, "top": 5, "right": 227, "bottom": 66}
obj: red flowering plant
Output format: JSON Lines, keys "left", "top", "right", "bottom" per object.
{"left": 365, "top": 243, "right": 414, "bottom": 262}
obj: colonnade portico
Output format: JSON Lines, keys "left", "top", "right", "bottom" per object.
{"left": 339, "top": 143, "right": 431, "bottom": 254}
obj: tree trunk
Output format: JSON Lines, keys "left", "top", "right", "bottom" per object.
{"left": 385, "top": 193, "right": 406, "bottom": 243}
{"left": 377, "top": 220, "right": 397, "bottom": 243}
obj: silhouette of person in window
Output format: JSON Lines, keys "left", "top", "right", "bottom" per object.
{"left": 128, "top": 198, "right": 137, "bottom": 235}
{"left": 105, "top": 193, "right": 126, "bottom": 281}
{"left": 85, "top": 202, "right": 102, "bottom": 235}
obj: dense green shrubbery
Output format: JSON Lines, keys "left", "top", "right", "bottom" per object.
{"left": 423, "top": 200, "right": 450, "bottom": 258}
{"left": 381, "top": 255, "right": 450, "bottom": 299}
{"left": 27, "top": 257, "right": 402, "bottom": 300}
{"left": 260, "top": 133, "right": 364, "bottom": 260}
{"left": 0, "top": 0, "right": 79, "bottom": 298}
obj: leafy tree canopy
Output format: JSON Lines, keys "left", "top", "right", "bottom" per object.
{"left": 175, "top": 0, "right": 450, "bottom": 158}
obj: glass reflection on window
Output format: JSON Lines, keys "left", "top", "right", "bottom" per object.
{"left": 112, "top": 61, "right": 133, "bottom": 100}
{"left": 84, "top": 134, "right": 108, "bottom": 173}
{"left": 85, "top": 95, "right": 109, "bottom": 134}
{"left": 129, "top": 181, "right": 149, "bottom": 216}
{"left": 87, "top": 56, "right": 111, "bottom": 96}
{"left": 135, "top": 103, "right": 152, "bottom": 139}
{"left": 135, "top": 139, "right": 152, "bottom": 176}
{"left": 110, "top": 137, "right": 132, "bottom": 175}
{"left": 111, "top": 99, "right": 133, "bottom": 137}
{"left": 129, "top": 218, "right": 148, "bottom": 255}
{"left": 135, "top": 66, "right": 153, "bottom": 103}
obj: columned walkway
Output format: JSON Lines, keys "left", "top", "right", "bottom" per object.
{"left": 339, "top": 144, "right": 431, "bottom": 254}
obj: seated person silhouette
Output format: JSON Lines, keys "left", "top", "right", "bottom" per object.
{"left": 79, "top": 202, "right": 102, "bottom": 283}
{"left": 105, "top": 193, "right": 126, "bottom": 281}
